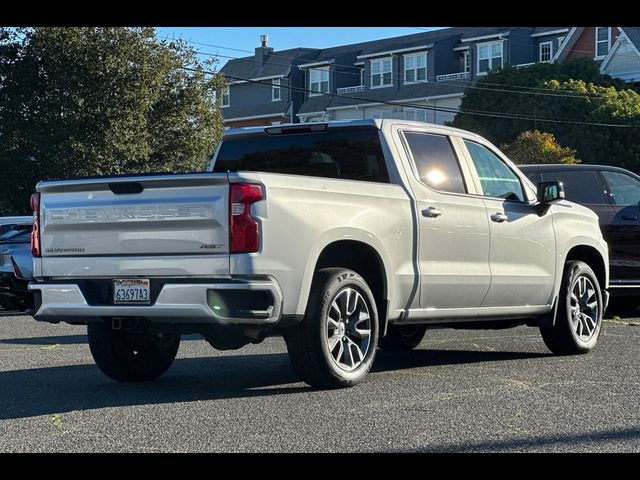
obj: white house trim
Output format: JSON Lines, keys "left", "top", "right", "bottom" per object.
{"left": 370, "top": 57, "right": 394, "bottom": 89}
{"left": 460, "top": 32, "right": 509, "bottom": 43}
{"left": 453, "top": 46, "right": 470, "bottom": 52}
{"left": 308, "top": 66, "right": 330, "bottom": 97}
{"left": 225, "top": 112, "right": 289, "bottom": 122}
{"left": 295, "top": 111, "right": 326, "bottom": 118}
{"left": 271, "top": 78, "right": 281, "bottom": 102}
{"left": 476, "top": 40, "right": 504, "bottom": 76}
{"left": 353, "top": 61, "right": 365, "bottom": 66}
{"left": 356, "top": 44, "right": 433, "bottom": 60}
{"left": 229, "top": 74, "right": 285, "bottom": 85}
{"left": 531, "top": 29, "right": 569, "bottom": 38}
{"left": 594, "top": 27, "right": 612, "bottom": 60}
{"left": 425, "top": 92, "right": 464, "bottom": 101}
{"left": 539, "top": 41, "right": 553, "bottom": 62}
{"left": 298, "top": 59, "right": 335, "bottom": 69}
{"left": 220, "top": 85, "right": 230, "bottom": 108}
{"left": 551, "top": 27, "right": 581, "bottom": 63}
{"left": 326, "top": 99, "right": 424, "bottom": 111}
{"left": 600, "top": 29, "right": 640, "bottom": 72}
{"left": 323, "top": 93, "right": 464, "bottom": 112}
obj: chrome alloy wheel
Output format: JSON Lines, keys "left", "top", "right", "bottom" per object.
{"left": 326, "top": 287, "right": 372, "bottom": 371}
{"left": 570, "top": 275, "right": 600, "bottom": 341}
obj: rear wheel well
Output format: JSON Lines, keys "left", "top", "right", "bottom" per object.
{"left": 315, "top": 241, "right": 388, "bottom": 334}
{"left": 566, "top": 246, "right": 607, "bottom": 292}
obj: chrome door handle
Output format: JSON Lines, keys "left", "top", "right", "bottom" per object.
{"left": 622, "top": 215, "right": 638, "bottom": 221}
{"left": 422, "top": 207, "right": 442, "bottom": 218}
{"left": 491, "top": 212, "right": 508, "bottom": 223}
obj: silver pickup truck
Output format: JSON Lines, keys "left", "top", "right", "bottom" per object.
{"left": 29, "top": 120, "right": 609, "bottom": 388}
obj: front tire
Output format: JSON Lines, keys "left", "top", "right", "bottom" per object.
{"left": 285, "top": 268, "right": 379, "bottom": 388}
{"left": 379, "top": 325, "right": 427, "bottom": 351}
{"left": 88, "top": 323, "right": 180, "bottom": 382}
{"left": 540, "top": 261, "right": 603, "bottom": 355}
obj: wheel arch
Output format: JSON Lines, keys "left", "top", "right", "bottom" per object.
{"left": 542, "top": 243, "right": 608, "bottom": 328}
{"left": 565, "top": 245, "right": 607, "bottom": 294}
{"left": 297, "top": 233, "right": 392, "bottom": 336}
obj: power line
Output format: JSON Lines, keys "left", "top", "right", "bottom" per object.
{"left": 171, "top": 35, "right": 620, "bottom": 101}
{"left": 183, "top": 66, "right": 639, "bottom": 129}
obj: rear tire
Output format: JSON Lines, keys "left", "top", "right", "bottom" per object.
{"left": 379, "top": 325, "right": 427, "bottom": 351}
{"left": 540, "top": 261, "right": 603, "bottom": 355}
{"left": 87, "top": 323, "right": 180, "bottom": 382}
{"left": 285, "top": 268, "right": 379, "bottom": 388}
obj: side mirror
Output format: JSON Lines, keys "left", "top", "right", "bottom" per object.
{"left": 537, "top": 181, "right": 565, "bottom": 205}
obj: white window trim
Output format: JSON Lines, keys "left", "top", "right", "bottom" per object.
{"left": 369, "top": 109, "right": 393, "bottom": 119}
{"left": 403, "top": 107, "right": 427, "bottom": 122}
{"left": 221, "top": 86, "right": 230, "bottom": 108}
{"left": 463, "top": 51, "right": 470, "bottom": 72}
{"left": 595, "top": 27, "right": 612, "bottom": 60}
{"left": 403, "top": 52, "right": 428, "bottom": 85}
{"left": 539, "top": 41, "right": 553, "bottom": 63}
{"left": 370, "top": 57, "right": 394, "bottom": 89}
{"left": 476, "top": 40, "right": 504, "bottom": 77}
{"left": 271, "top": 78, "right": 281, "bottom": 102}
{"left": 309, "top": 67, "right": 330, "bottom": 97}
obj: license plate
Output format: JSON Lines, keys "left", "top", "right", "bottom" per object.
{"left": 113, "top": 279, "right": 150, "bottom": 304}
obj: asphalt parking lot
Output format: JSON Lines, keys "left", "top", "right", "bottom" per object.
{"left": 0, "top": 311, "right": 639, "bottom": 452}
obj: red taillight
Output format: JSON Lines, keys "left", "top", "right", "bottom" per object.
{"left": 30, "top": 192, "right": 41, "bottom": 258}
{"left": 229, "top": 183, "right": 263, "bottom": 253}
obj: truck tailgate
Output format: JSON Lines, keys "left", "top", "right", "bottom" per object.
{"left": 37, "top": 173, "right": 230, "bottom": 277}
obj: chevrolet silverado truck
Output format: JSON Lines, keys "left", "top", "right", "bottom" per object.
{"left": 29, "top": 120, "right": 609, "bottom": 388}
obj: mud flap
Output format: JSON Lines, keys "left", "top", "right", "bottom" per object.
{"left": 538, "top": 296, "right": 559, "bottom": 328}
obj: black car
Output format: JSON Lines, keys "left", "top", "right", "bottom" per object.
{"left": 520, "top": 164, "right": 640, "bottom": 310}
{"left": 0, "top": 223, "right": 33, "bottom": 311}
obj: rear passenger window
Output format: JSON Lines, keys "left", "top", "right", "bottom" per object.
{"left": 214, "top": 126, "right": 389, "bottom": 183}
{"left": 541, "top": 171, "right": 607, "bottom": 204}
{"left": 403, "top": 132, "right": 466, "bottom": 194}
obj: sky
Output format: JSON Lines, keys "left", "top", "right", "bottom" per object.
{"left": 155, "top": 27, "right": 447, "bottom": 69}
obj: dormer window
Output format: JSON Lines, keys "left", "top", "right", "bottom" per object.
{"left": 404, "top": 52, "right": 427, "bottom": 83}
{"left": 221, "top": 86, "right": 230, "bottom": 108}
{"left": 595, "top": 27, "right": 611, "bottom": 59}
{"left": 539, "top": 41, "right": 552, "bottom": 62}
{"left": 371, "top": 58, "right": 393, "bottom": 88}
{"left": 477, "top": 41, "right": 503, "bottom": 75}
{"left": 272, "top": 78, "right": 281, "bottom": 101}
{"left": 309, "top": 68, "right": 329, "bottom": 95}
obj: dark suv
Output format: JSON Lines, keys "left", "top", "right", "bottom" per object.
{"left": 520, "top": 164, "right": 640, "bottom": 310}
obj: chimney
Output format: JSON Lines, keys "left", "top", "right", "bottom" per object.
{"left": 255, "top": 34, "right": 274, "bottom": 65}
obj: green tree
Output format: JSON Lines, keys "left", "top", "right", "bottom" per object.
{"left": 452, "top": 59, "right": 640, "bottom": 173}
{"left": 0, "top": 27, "right": 226, "bottom": 214}
{"left": 501, "top": 130, "right": 580, "bottom": 165}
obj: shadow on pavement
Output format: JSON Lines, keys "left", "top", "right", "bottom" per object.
{"left": 0, "top": 353, "right": 302, "bottom": 421}
{"left": 373, "top": 348, "right": 550, "bottom": 372}
{"left": 387, "top": 426, "right": 640, "bottom": 452}
{"left": 0, "top": 347, "right": 551, "bottom": 421}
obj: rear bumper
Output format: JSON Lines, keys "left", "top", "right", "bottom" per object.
{"left": 28, "top": 278, "right": 283, "bottom": 325}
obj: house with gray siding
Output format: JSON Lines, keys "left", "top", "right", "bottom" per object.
{"left": 220, "top": 27, "right": 572, "bottom": 127}
{"left": 219, "top": 36, "right": 319, "bottom": 127}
